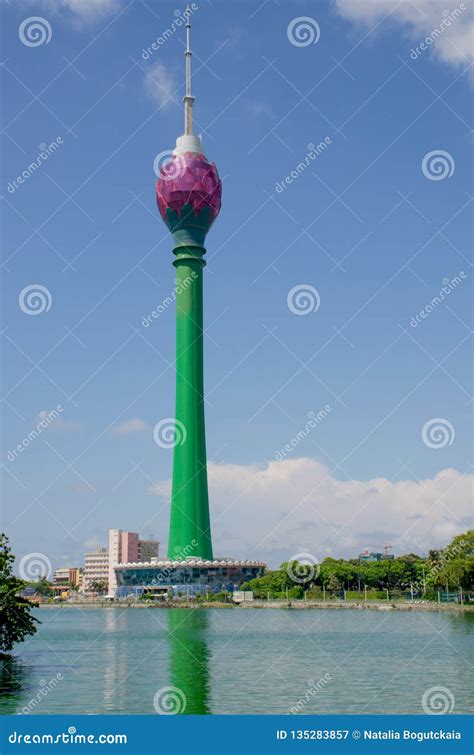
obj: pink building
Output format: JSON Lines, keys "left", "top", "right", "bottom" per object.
{"left": 120, "top": 531, "right": 139, "bottom": 562}
{"left": 107, "top": 529, "right": 160, "bottom": 596}
{"left": 108, "top": 529, "right": 139, "bottom": 596}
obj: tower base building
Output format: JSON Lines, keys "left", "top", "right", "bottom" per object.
{"left": 114, "top": 558, "right": 266, "bottom": 599}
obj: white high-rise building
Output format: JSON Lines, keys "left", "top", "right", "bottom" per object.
{"left": 82, "top": 548, "right": 109, "bottom": 594}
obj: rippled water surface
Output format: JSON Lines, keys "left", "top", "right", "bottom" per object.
{"left": 0, "top": 607, "right": 472, "bottom": 714}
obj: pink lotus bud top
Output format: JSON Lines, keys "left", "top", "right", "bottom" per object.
{"left": 156, "top": 152, "right": 222, "bottom": 225}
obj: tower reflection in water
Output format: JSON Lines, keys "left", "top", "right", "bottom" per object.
{"left": 167, "top": 609, "right": 211, "bottom": 715}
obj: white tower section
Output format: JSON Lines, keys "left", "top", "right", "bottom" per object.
{"left": 175, "top": 5, "right": 203, "bottom": 156}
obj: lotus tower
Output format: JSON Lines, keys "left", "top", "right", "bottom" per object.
{"left": 156, "top": 8, "right": 221, "bottom": 561}
{"left": 113, "top": 10, "right": 265, "bottom": 597}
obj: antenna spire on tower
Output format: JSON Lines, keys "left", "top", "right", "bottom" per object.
{"left": 183, "top": 5, "right": 194, "bottom": 136}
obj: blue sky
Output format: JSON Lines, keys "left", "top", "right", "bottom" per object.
{"left": 1, "top": 0, "right": 472, "bottom": 571}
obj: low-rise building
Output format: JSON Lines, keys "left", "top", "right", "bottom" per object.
{"left": 53, "top": 567, "right": 82, "bottom": 589}
{"left": 114, "top": 558, "right": 266, "bottom": 599}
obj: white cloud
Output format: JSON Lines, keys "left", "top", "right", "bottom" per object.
{"left": 17, "top": 0, "right": 126, "bottom": 25}
{"left": 334, "top": 0, "right": 473, "bottom": 71}
{"left": 111, "top": 417, "right": 149, "bottom": 435}
{"left": 149, "top": 458, "right": 472, "bottom": 566}
{"left": 143, "top": 62, "right": 176, "bottom": 109}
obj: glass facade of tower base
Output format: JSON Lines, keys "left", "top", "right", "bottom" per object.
{"left": 114, "top": 559, "right": 266, "bottom": 599}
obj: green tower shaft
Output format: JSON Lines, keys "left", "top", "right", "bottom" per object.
{"left": 168, "top": 244, "right": 213, "bottom": 560}
{"left": 157, "top": 10, "right": 220, "bottom": 561}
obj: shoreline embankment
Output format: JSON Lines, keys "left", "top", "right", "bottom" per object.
{"left": 33, "top": 600, "right": 472, "bottom": 612}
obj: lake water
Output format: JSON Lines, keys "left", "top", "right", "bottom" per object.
{"left": 0, "top": 607, "right": 472, "bottom": 715}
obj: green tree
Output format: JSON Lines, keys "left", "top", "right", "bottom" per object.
{"left": 326, "top": 574, "right": 341, "bottom": 594}
{"left": 429, "top": 530, "right": 474, "bottom": 591}
{"left": 89, "top": 579, "right": 108, "bottom": 596}
{"left": 29, "top": 577, "right": 52, "bottom": 597}
{"left": 0, "top": 534, "right": 38, "bottom": 656}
